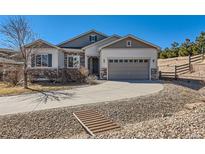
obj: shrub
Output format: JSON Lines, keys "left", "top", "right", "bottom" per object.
{"left": 3, "top": 66, "right": 23, "bottom": 86}
{"left": 79, "top": 67, "right": 89, "bottom": 77}
{"left": 85, "top": 75, "right": 98, "bottom": 85}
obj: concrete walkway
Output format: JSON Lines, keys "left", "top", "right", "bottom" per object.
{"left": 0, "top": 80, "right": 163, "bottom": 115}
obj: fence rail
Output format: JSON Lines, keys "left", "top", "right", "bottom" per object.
{"left": 159, "top": 53, "right": 204, "bottom": 80}
{"left": 159, "top": 71, "right": 175, "bottom": 79}
{"left": 190, "top": 54, "right": 203, "bottom": 63}
{"left": 175, "top": 63, "right": 190, "bottom": 75}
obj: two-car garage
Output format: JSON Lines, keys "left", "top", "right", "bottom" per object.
{"left": 99, "top": 35, "right": 159, "bottom": 80}
{"left": 108, "top": 58, "right": 149, "bottom": 80}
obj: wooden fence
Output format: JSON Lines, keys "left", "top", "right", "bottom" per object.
{"left": 159, "top": 53, "right": 204, "bottom": 80}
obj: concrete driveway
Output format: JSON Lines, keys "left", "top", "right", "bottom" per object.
{"left": 0, "top": 80, "right": 163, "bottom": 115}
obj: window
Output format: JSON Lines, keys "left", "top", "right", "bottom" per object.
{"left": 42, "top": 55, "right": 48, "bottom": 67}
{"left": 68, "top": 56, "right": 73, "bottom": 67}
{"left": 31, "top": 54, "right": 35, "bottom": 67}
{"left": 65, "top": 55, "right": 80, "bottom": 68}
{"left": 36, "top": 55, "right": 41, "bottom": 67}
{"left": 126, "top": 40, "right": 132, "bottom": 47}
{"left": 144, "top": 59, "right": 148, "bottom": 63}
{"left": 89, "top": 35, "right": 97, "bottom": 43}
{"left": 124, "top": 59, "right": 128, "bottom": 63}
{"left": 129, "top": 59, "right": 133, "bottom": 63}
{"left": 31, "top": 54, "right": 52, "bottom": 67}
{"left": 119, "top": 59, "right": 123, "bottom": 63}
{"left": 139, "top": 59, "right": 143, "bottom": 63}
{"left": 114, "top": 59, "right": 118, "bottom": 63}
{"left": 109, "top": 59, "right": 114, "bottom": 63}
{"left": 73, "top": 56, "right": 80, "bottom": 68}
{"left": 134, "top": 59, "right": 138, "bottom": 63}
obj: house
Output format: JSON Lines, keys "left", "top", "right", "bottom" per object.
{"left": 0, "top": 48, "right": 23, "bottom": 80}
{"left": 0, "top": 48, "right": 16, "bottom": 56}
{"left": 26, "top": 30, "right": 160, "bottom": 81}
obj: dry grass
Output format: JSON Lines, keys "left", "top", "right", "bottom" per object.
{"left": 0, "top": 82, "right": 85, "bottom": 96}
{"left": 158, "top": 56, "right": 189, "bottom": 72}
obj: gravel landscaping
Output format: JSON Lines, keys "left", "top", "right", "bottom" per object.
{"left": 0, "top": 80, "right": 205, "bottom": 139}
{"left": 96, "top": 105, "right": 205, "bottom": 139}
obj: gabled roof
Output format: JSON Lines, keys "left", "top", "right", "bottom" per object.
{"left": 25, "top": 39, "right": 61, "bottom": 50}
{"left": 0, "top": 57, "right": 23, "bottom": 65}
{"left": 0, "top": 48, "right": 17, "bottom": 53}
{"left": 99, "top": 34, "right": 160, "bottom": 50}
{"left": 82, "top": 35, "right": 121, "bottom": 50}
{"left": 57, "top": 29, "right": 108, "bottom": 47}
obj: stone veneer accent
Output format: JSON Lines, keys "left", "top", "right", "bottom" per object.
{"left": 151, "top": 68, "right": 158, "bottom": 80}
{"left": 100, "top": 68, "right": 107, "bottom": 80}
{"left": 28, "top": 68, "right": 87, "bottom": 83}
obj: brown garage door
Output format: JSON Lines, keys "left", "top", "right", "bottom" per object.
{"left": 108, "top": 59, "right": 149, "bottom": 80}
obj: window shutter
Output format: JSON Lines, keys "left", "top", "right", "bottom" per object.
{"left": 48, "top": 54, "right": 52, "bottom": 67}
{"left": 31, "top": 54, "right": 35, "bottom": 67}
{"left": 64, "top": 55, "right": 67, "bottom": 68}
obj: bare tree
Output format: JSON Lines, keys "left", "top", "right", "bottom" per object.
{"left": 0, "top": 16, "right": 35, "bottom": 88}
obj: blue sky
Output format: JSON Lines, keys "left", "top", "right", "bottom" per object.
{"left": 0, "top": 15, "right": 205, "bottom": 49}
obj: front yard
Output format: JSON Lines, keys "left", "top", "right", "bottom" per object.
{"left": 0, "top": 82, "right": 87, "bottom": 96}
{"left": 0, "top": 80, "right": 205, "bottom": 139}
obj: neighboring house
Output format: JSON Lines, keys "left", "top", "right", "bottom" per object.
{"left": 26, "top": 30, "right": 160, "bottom": 81}
{"left": 0, "top": 48, "right": 23, "bottom": 76}
{"left": 0, "top": 48, "right": 18, "bottom": 58}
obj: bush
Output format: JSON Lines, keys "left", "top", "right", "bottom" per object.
{"left": 3, "top": 66, "right": 23, "bottom": 86}
{"left": 79, "top": 67, "right": 89, "bottom": 77}
{"left": 85, "top": 75, "right": 98, "bottom": 85}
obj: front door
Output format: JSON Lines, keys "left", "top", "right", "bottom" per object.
{"left": 92, "top": 57, "right": 99, "bottom": 75}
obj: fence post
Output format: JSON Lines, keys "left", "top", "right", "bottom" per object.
{"left": 2, "top": 69, "right": 6, "bottom": 82}
{"left": 174, "top": 65, "right": 177, "bottom": 80}
{"left": 188, "top": 55, "right": 191, "bottom": 71}
{"left": 159, "top": 71, "right": 161, "bottom": 79}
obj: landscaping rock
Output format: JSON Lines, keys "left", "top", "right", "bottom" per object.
{"left": 0, "top": 81, "right": 204, "bottom": 139}
{"left": 184, "top": 102, "right": 205, "bottom": 110}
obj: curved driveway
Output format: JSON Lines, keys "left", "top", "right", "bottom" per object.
{"left": 0, "top": 80, "right": 163, "bottom": 115}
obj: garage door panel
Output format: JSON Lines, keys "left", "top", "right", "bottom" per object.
{"left": 108, "top": 59, "right": 149, "bottom": 80}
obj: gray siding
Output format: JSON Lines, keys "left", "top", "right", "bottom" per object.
{"left": 59, "top": 32, "right": 107, "bottom": 49}
{"left": 96, "top": 36, "right": 120, "bottom": 49}
{"left": 105, "top": 37, "right": 156, "bottom": 49}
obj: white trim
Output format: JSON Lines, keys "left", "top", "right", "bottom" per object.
{"left": 25, "top": 39, "right": 61, "bottom": 50}
{"left": 107, "top": 58, "right": 109, "bottom": 80}
{"left": 62, "top": 48, "right": 83, "bottom": 53}
{"left": 99, "top": 34, "right": 160, "bottom": 51}
{"left": 57, "top": 30, "right": 108, "bottom": 46}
